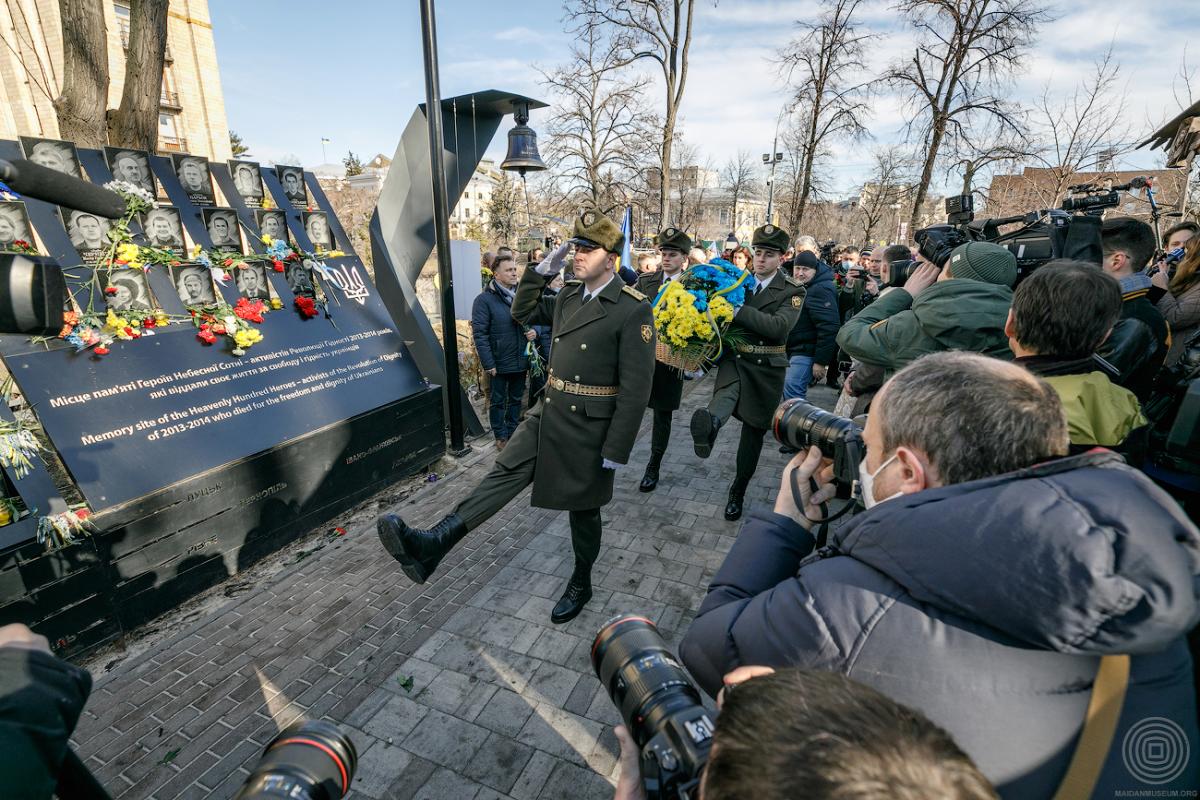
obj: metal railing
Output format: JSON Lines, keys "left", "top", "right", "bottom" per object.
{"left": 119, "top": 28, "right": 173, "bottom": 61}
{"left": 158, "top": 135, "right": 188, "bottom": 153}
{"left": 159, "top": 90, "right": 181, "bottom": 109}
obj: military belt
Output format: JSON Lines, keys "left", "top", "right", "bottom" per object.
{"left": 547, "top": 376, "right": 619, "bottom": 397}
{"left": 736, "top": 344, "right": 786, "bottom": 355}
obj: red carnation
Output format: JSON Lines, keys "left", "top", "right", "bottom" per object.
{"left": 104, "top": 286, "right": 118, "bottom": 295}
{"left": 94, "top": 346, "right": 109, "bottom": 355}
{"left": 123, "top": 327, "right": 133, "bottom": 336}
{"left": 222, "top": 258, "right": 233, "bottom": 267}
{"left": 170, "top": 260, "right": 181, "bottom": 266}
{"left": 74, "top": 509, "right": 90, "bottom": 520}
{"left": 197, "top": 330, "right": 216, "bottom": 345}
{"left": 273, "top": 259, "right": 285, "bottom": 271}
{"left": 294, "top": 296, "right": 318, "bottom": 318}
{"left": 143, "top": 318, "right": 155, "bottom": 328}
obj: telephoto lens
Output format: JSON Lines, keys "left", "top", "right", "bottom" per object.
{"left": 592, "top": 615, "right": 714, "bottom": 800}
{"left": 772, "top": 398, "right": 865, "bottom": 489}
{"left": 234, "top": 720, "right": 358, "bottom": 800}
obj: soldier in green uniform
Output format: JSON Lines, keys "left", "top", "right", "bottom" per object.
{"left": 690, "top": 223, "right": 806, "bottom": 521}
{"left": 636, "top": 227, "right": 692, "bottom": 492}
{"left": 377, "top": 211, "right": 656, "bottom": 624}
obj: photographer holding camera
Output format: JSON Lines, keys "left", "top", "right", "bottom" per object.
{"left": 836, "top": 241, "right": 1015, "bottom": 378}
{"left": 610, "top": 666, "right": 997, "bottom": 800}
{"left": 1151, "top": 237, "right": 1200, "bottom": 367}
{"left": 680, "top": 351, "right": 1200, "bottom": 797}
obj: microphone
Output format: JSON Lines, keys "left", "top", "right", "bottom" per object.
{"left": 0, "top": 158, "right": 127, "bottom": 218}
{"left": 1111, "top": 175, "right": 1152, "bottom": 192}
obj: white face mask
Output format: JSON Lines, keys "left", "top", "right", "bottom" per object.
{"left": 858, "top": 453, "right": 902, "bottom": 509}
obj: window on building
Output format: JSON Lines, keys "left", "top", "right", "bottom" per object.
{"left": 719, "top": 209, "right": 730, "bottom": 225}
{"left": 114, "top": 2, "right": 131, "bottom": 46}
{"left": 478, "top": 192, "right": 484, "bottom": 199}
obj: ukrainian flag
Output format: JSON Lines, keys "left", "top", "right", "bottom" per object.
{"left": 616, "top": 206, "right": 638, "bottom": 285}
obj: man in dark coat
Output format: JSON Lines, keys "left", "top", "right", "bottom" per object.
{"left": 472, "top": 254, "right": 533, "bottom": 448}
{"left": 635, "top": 227, "right": 692, "bottom": 492}
{"left": 782, "top": 251, "right": 839, "bottom": 402}
{"left": 377, "top": 211, "right": 656, "bottom": 624}
{"left": 690, "top": 223, "right": 806, "bottom": 521}
{"left": 680, "top": 352, "right": 1200, "bottom": 798}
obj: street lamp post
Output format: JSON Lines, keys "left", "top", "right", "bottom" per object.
{"left": 419, "top": 0, "right": 469, "bottom": 455}
{"left": 763, "top": 148, "right": 784, "bottom": 224}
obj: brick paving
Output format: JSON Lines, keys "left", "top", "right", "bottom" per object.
{"left": 69, "top": 378, "right": 840, "bottom": 799}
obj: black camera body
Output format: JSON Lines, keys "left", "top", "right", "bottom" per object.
{"left": 593, "top": 616, "right": 714, "bottom": 800}
{"left": 914, "top": 224, "right": 969, "bottom": 268}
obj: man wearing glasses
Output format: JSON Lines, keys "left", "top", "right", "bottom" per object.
{"left": 690, "top": 224, "right": 807, "bottom": 521}
{"left": 377, "top": 210, "right": 656, "bottom": 625}
{"left": 635, "top": 227, "right": 693, "bottom": 492}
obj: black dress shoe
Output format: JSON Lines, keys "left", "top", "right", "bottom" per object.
{"left": 639, "top": 463, "right": 660, "bottom": 492}
{"left": 550, "top": 577, "right": 592, "bottom": 624}
{"left": 690, "top": 409, "right": 720, "bottom": 459}
{"left": 724, "top": 488, "right": 746, "bottom": 521}
{"left": 376, "top": 512, "right": 467, "bottom": 584}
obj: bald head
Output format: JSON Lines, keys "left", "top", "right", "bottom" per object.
{"left": 876, "top": 352, "right": 1068, "bottom": 486}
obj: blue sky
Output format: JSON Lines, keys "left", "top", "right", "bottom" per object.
{"left": 211, "top": 0, "right": 1200, "bottom": 198}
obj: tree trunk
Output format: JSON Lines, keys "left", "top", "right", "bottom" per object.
{"left": 108, "top": 0, "right": 169, "bottom": 150}
{"left": 54, "top": 0, "right": 109, "bottom": 147}
{"left": 796, "top": 101, "right": 822, "bottom": 233}
{"left": 909, "top": 115, "right": 946, "bottom": 234}
{"left": 659, "top": 114, "right": 674, "bottom": 227}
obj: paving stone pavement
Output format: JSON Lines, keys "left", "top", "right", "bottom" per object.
{"left": 69, "top": 377, "right": 841, "bottom": 799}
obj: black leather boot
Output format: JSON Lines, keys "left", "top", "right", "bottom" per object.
{"left": 724, "top": 482, "right": 748, "bottom": 521}
{"left": 376, "top": 512, "right": 467, "bottom": 585}
{"left": 690, "top": 409, "right": 721, "bottom": 459}
{"left": 550, "top": 567, "right": 593, "bottom": 624}
{"left": 639, "top": 455, "right": 663, "bottom": 493}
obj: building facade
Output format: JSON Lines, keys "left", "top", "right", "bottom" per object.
{"left": 0, "top": 0, "right": 231, "bottom": 160}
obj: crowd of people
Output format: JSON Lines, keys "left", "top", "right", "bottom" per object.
{"left": 460, "top": 211, "right": 1200, "bottom": 798}
{"left": 5, "top": 208, "right": 1198, "bottom": 798}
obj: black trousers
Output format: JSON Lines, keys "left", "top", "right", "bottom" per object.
{"left": 649, "top": 409, "right": 672, "bottom": 463}
{"left": 733, "top": 423, "right": 767, "bottom": 492}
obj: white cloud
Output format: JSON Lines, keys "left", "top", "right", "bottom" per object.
{"left": 494, "top": 26, "right": 543, "bottom": 41}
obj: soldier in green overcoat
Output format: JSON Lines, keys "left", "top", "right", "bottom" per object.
{"left": 690, "top": 223, "right": 806, "bottom": 521}
{"left": 635, "top": 227, "right": 692, "bottom": 492}
{"left": 377, "top": 211, "right": 656, "bottom": 624}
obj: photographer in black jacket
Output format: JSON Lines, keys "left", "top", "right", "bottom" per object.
{"left": 0, "top": 624, "right": 92, "bottom": 800}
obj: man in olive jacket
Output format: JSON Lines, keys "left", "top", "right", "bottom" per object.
{"left": 837, "top": 241, "right": 1016, "bottom": 377}
{"left": 690, "top": 224, "right": 806, "bottom": 521}
{"left": 635, "top": 227, "right": 692, "bottom": 492}
{"left": 377, "top": 211, "right": 655, "bottom": 624}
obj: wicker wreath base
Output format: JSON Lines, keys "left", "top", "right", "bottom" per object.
{"left": 655, "top": 339, "right": 716, "bottom": 372}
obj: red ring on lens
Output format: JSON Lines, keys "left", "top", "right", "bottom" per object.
{"left": 273, "top": 737, "right": 349, "bottom": 795}
{"left": 591, "top": 615, "right": 656, "bottom": 663}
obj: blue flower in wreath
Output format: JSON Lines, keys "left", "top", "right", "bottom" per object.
{"left": 66, "top": 331, "right": 85, "bottom": 351}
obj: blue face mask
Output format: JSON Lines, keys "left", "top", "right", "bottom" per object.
{"left": 840, "top": 260, "right": 853, "bottom": 270}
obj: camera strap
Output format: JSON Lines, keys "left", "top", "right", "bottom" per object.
{"left": 1051, "top": 654, "right": 1130, "bottom": 800}
{"left": 789, "top": 471, "right": 856, "bottom": 548}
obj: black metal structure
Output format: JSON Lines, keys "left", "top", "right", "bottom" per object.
{"left": 369, "top": 89, "right": 547, "bottom": 443}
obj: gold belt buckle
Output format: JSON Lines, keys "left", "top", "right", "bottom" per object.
{"left": 551, "top": 377, "right": 565, "bottom": 391}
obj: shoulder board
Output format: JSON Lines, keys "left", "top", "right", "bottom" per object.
{"left": 782, "top": 273, "right": 801, "bottom": 287}
{"left": 565, "top": 279, "right": 582, "bottom": 286}
{"left": 622, "top": 285, "right": 647, "bottom": 301}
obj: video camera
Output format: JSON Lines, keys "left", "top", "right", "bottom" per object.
{"left": 914, "top": 178, "right": 1146, "bottom": 283}
{"left": 0, "top": 156, "right": 130, "bottom": 336}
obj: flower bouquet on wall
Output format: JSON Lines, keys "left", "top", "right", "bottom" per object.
{"left": 651, "top": 259, "right": 756, "bottom": 371}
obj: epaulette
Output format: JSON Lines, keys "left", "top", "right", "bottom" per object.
{"left": 622, "top": 284, "right": 647, "bottom": 301}
{"left": 565, "top": 279, "right": 582, "bottom": 285}
{"left": 781, "top": 273, "right": 801, "bottom": 287}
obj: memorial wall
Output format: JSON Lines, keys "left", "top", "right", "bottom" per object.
{"left": 0, "top": 136, "right": 445, "bottom": 656}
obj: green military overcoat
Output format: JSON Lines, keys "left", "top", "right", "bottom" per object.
{"left": 502, "top": 267, "right": 656, "bottom": 510}
{"left": 713, "top": 272, "right": 806, "bottom": 429}
{"left": 636, "top": 269, "right": 686, "bottom": 412}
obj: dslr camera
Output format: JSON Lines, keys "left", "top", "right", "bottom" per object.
{"left": 772, "top": 398, "right": 865, "bottom": 494}
{"left": 593, "top": 615, "right": 715, "bottom": 799}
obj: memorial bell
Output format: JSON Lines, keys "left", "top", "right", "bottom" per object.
{"left": 500, "top": 100, "right": 546, "bottom": 176}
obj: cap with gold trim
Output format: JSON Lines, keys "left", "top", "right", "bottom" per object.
{"left": 655, "top": 227, "right": 692, "bottom": 253}
{"left": 751, "top": 223, "right": 790, "bottom": 253}
{"left": 569, "top": 210, "right": 624, "bottom": 252}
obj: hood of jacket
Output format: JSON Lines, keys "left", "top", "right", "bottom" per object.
{"left": 831, "top": 451, "right": 1200, "bottom": 655}
{"left": 910, "top": 279, "right": 1013, "bottom": 352}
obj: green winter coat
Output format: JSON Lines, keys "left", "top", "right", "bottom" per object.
{"left": 836, "top": 279, "right": 1014, "bottom": 376}
{"left": 1042, "top": 371, "right": 1146, "bottom": 447}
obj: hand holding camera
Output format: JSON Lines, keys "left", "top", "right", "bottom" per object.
{"left": 773, "top": 446, "right": 837, "bottom": 531}
{"left": 902, "top": 261, "right": 941, "bottom": 299}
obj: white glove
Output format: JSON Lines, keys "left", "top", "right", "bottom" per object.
{"left": 602, "top": 458, "right": 623, "bottom": 470}
{"left": 684, "top": 369, "right": 705, "bottom": 380}
{"left": 535, "top": 242, "right": 571, "bottom": 276}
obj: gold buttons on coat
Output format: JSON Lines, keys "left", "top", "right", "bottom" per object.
{"left": 574, "top": 375, "right": 580, "bottom": 381}
{"left": 571, "top": 405, "right": 577, "bottom": 412}
{"left": 580, "top": 343, "right": 587, "bottom": 350}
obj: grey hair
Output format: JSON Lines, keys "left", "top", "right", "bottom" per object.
{"left": 795, "top": 235, "right": 819, "bottom": 253}
{"left": 878, "top": 351, "right": 1069, "bottom": 485}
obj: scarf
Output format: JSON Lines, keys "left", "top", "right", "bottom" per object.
{"left": 490, "top": 279, "right": 516, "bottom": 305}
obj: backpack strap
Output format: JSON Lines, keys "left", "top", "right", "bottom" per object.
{"left": 1052, "top": 655, "right": 1131, "bottom": 800}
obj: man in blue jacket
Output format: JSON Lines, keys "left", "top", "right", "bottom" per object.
{"left": 783, "top": 251, "right": 840, "bottom": 402}
{"left": 680, "top": 351, "right": 1199, "bottom": 798}
{"left": 472, "top": 254, "right": 534, "bottom": 449}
